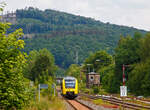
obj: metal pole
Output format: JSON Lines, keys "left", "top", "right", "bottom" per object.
{"left": 38, "top": 84, "right": 40, "bottom": 102}
{"left": 123, "top": 64, "right": 125, "bottom": 86}
{"left": 122, "top": 97, "right": 124, "bottom": 110}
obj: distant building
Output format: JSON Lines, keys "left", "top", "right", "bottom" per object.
{"left": 86, "top": 72, "right": 100, "bottom": 88}
{"left": 0, "top": 11, "right": 17, "bottom": 24}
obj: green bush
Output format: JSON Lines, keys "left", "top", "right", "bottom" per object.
{"left": 93, "top": 86, "right": 100, "bottom": 94}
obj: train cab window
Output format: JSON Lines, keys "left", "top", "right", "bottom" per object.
{"left": 65, "top": 79, "right": 75, "bottom": 88}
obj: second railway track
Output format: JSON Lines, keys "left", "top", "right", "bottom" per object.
{"left": 79, "top": 93, "right": 150, "bottom": 110}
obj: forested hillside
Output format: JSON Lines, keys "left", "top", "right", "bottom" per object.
{"left": 9, "top": 7, "right": 146, "bottom": 68}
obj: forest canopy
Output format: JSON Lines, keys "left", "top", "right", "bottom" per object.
{"left": 7, "top": 7, "right": 146, "bottom": 68}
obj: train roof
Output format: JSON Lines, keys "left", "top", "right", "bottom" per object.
{"left": 63, "top": 76, "right": 76, "bottom": 80}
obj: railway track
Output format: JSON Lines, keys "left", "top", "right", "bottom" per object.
{"left": 66, "top": 99, "right": 93, "bottom": 110}
{"left": 56, "top": 88, "right": 93, "bottom": 110}
{"left": 79, "top": 93, "right": 150, "bottom": 110}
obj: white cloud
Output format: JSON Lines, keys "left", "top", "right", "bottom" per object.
{"left": 2, "top": 0, "right": 150, "bottom": 31}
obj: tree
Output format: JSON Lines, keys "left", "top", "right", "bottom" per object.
{"left": 139, "top": 33, "right": 150, "bottom": 61}
{"left": 65, "top": 64, "right": 81, "bottom": 81}
{"left": 0, "top": 22, "right": 30, "bottom": 109}
{"left": 114, "top": 33, "right": 142, "bottom": 92}
{"left": 84, "top": 50, "right": 113, "bottom": 73}
{"left": 24, "top": 48, "right": 57, "bottom": 83}
{"left": 100, "top": 64, "right": 120, "bottom": 93}
{"left": 128, "top": 33, "right": 150, "bottom": 96}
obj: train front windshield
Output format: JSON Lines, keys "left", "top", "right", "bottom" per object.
{"left": 65, "top": 79, "right": 75, "bottom": 88}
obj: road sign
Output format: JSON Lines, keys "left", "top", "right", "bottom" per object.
{"left": 120, "top": 86, "right": 127, "bottom": 97}
{"left": 38, "top": 84, "right": 48, "bottom": 102}
{"left": 39, "top": 84, "right": 48, "bottom": 89}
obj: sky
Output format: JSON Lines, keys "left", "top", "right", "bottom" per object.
{"left": 2, "top": 0, "right": 150, "bottom": 31}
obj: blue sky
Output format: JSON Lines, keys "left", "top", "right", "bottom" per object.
{"left": 3, "top": 0, "right": 150, "bottom": 31}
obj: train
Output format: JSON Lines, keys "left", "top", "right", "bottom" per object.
{"left": 61, "top": 76, "right": 78, "bottom": 99}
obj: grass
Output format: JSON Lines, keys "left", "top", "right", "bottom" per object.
{"left": 80, "top": 96, "right": 91, "bottom": 101}
{"left": 93, "top": 99, "right": 115, "bottom": 106}
{"left": 93, "top": 99, "right": 120, "bottom": 109}
{"left": 24, "top": 96, "right": 66, "bottom": 110}
{"left": 126, "top": 99, "right": 150, "bottom": 106}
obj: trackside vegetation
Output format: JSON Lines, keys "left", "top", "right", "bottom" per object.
{"left": 24, "top": 96, "right": 66, "bottom": 110}
{"left": 0, "top": 6, "right": 63, "bottom": 109}
{"left": 0, "top": 21, "right": 31, "bottom": 109}
{"left": 0, "top": 20, "right": 65, "bottom": 109}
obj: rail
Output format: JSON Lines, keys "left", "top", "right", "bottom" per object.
{"left": 65, "top": 99, "right": 93, "bottom": 110}
{"left": 79, "top": 93, "right": 150, "bottom": 110}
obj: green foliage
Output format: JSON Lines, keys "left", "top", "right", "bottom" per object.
{"left": 79, "top": 81, "right": 86, "bottom": 91}
{"left": 24, "top": 34, "right": 113, "bottom": 69}
{"left": 23, "top": 48, "right": 57, "bottom": 103}
{"left": 101, "top": 65, "right": 120, "bottom": 93}
{"left": 65, "top": 64, "right": 80, "bottom": 79}
{"left": 128, "top": 33, "right": 150, "bottom": 96}
{"left": 84, "top": 50, "right": 113, "bottom": 73}
{"left": 24, "top": 96, "right": 66, "bottom": 110}
{"left": 24, "top": 48, "right": 57, "bottom": 83}
{"left": 0, "top": 22, "right": 30, "bottom": 109}
{"left": 93, "top": 86, "right": 100, "bottom": 94}
{"left": 40, "top": 76, "right": 54, "bottom": 98}
{"left": 7, "top": 7, "right": 146, "bottom": 68}
{"left": 65, "top": 64, "right": 86, "bottom": 82}
{"left": 55, "top": 67, "right": 65, "bottom": 78}
{"left": 78, "top": 32, "right": 150, "bottom": 95}
{"left": 109, "top": 32, "right": 150, "bottom": 95}
{"left": 114, "top": 33, "right": 142, "bottom": 92}
{"left": 139, "top": 33, "right": 150, "bottom": 61}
